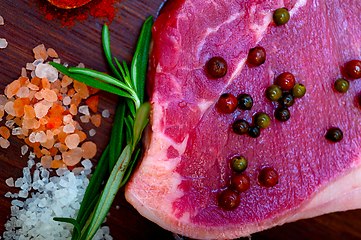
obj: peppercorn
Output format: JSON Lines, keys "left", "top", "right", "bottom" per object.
{"left": 279, "top": 92, "right": 294, "bottom": 108}
{"left": 237, "top": 94, "right": 253, "bottom": 110}
{"left": 334, "top": 78, "right": 349, "bottom": 93}
{"left": 230, "top": 174, "right": 250, "bottom": 193}
{"left": 345, "top": 60, "right": 361, "bottom": 79}
{"left": 218, "top": 93, "right": 238, "bottom": 113}
{"left": 325, "top": 127, "right": 343, "bottom": 142}
{"left": 258, "top": 167, "right": 278, "bottom": 187}
{"left": 292, "top": 83, "right": 306, "bottom": 98}
{"left": 273, "top": 8, "right": 290, "bottom": 26}
{"left": 206, "top": 57, "right": 228, "bottom": 78}
{"left": 247, "top": 47, "right": 266, "bottom": 66}
{"left": 248, "top": 125, "right": 261, "bottom": 138}
{"left": 231, "top": 156, "right": 248, "bottom": 172}
{"left": 266, "top": 85, "right": 282, "bottom": 101}
{"left": 218, "top": 189, "right": 240, "bottom": 211}
{"left": 275, "top": 107, "right": 290, "bottom": 122}
{"left": 233, "top": 119, "right": 250, "bottom": 135}
{"left": 276, "top": 72, "right": 295, "bottom": 91}
{"left": 254, "top": 112, "right": 271, "bottom": 129}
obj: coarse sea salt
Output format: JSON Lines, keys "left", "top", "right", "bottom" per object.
{"left": 0, "top": 38, "right": 7, "bottom": 49}
{"left": 3, "top": 158, "right": 112, "bottom": 240}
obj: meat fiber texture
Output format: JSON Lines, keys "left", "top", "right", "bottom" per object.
{"left": 125, "top": 0, "right": 361, "bottom": 239}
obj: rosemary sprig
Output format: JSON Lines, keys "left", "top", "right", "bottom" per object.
{"left": 50, "top": 16, "right": 153, "bottom": 239}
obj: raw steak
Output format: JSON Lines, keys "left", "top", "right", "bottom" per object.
{"left": 125, "top": 0, "right": 361, "bottom": 239}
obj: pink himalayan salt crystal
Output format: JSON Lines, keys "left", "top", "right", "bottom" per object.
{"left": 4, "top": 101, "right": 15, "bottom": 116}
{"left": 0, "top": 137, "right": 10, "bottom": 148}
{"left": 47, "top": 48, "right": 58, "bottom": 58}
{"left": 62, "top": 147, "right": 82, "bottom": 166}
{"left": 5, "top": 80, "right": 21, "bottom": 98}
{"left": 23, "top": 118, "right": 38, "bottom": 130}
{"left": 0, "top": 95, "right": 7, "bottom": 105}
{"left": 0, "top": 15, "right": 4, "bottom": 25}
{"left": 41, "top": 89, "right": 57, "bottom": 102}
{"left": 26, "top": 62, "right": 35, "bottom": 71}
{"left": 21, "top": 68, "right": 27, "bottom": 78}
{"left": 81, "top": 141, "right": 97, "bottom": 159}
{"left": 41, "top": 155, "right": 52, "bottom": 168}
{"left": 35, "top": 131, "right": 47, "bottom": 143}
{"left": 34, "top": 102, "right": 49, "bottom": 119}
{"left": 27, "top": 83, "right": 39, "bottom": 91}
{"left": 65, "top": 133, "right": 80, "bottom": 149}
{"left": 63, "top": 124, "right": 75, "bottom": 133}
{"left": 63, "top": 96, "right": 71, "bottom": 105}
{"left": 41, "top": 138, "right": 55, "bottom": 149}
{"left": 35, "top": 92, "right": 43, "bottom": 100}
{"left": 16, "top": 87, "right": 30, "bottom": 98}
{"left": 63, "top": 114, "right": 72, "bottom": 124}
{"left": 46, "top": 130, "right": 54, "bottom": 140}
{"left": 33, "top": 44, "right": 48, "bottom": 61}
{"left": 61, "top": 75, "right": 73, "bottom": 88}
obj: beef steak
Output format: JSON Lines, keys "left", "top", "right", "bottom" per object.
{"left": 125, "top": 0, "right": 361, "bottom": 239}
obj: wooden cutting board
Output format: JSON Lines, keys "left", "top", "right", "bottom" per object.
{"left": 0, "top": 1, "right": 361, "bottom": 239}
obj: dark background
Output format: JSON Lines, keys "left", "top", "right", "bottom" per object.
{"left": 0, "top": 0, "right": 361, "bottom": 239}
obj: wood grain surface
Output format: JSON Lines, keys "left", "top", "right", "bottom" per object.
{"left": 0, "top": 1, "right": 361, "bottom": 239}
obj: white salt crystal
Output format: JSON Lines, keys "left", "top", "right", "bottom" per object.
{"left": 35, "top": 63, "right": 58, "bottom": 82}
{"left": 32, "top": 59, "right": 44, "bottom": 66}
{"left": 11, "top": 200, "right": 24, "bottom": 208}
{"left": 81, "top": 159, "right": 93, "bottom": 170}
{"left": 53, "top": 58, "right": 61, "bottom": 64}
{"left": 5, "top": 119, "right": 15, "bottom": 128}
{"left": 78, "top": 105, "right": 90, "bottom": 115}
{"left": 22, "top": 145, "right": 29, "bottom": 156}
{"left": 6, "top": 177, "right": 14, "bottom": 187}
{"left": 12, "top": 127, "right": 23, "bottom": 135}
{"left": 115, "top": 205, "right": 120, "bottom": 210}
{"left": 56, "top": 168, "right": 68, "bottom": 176}
{"left": 29, "top": 151, "right": 36, "bottom": 159}
{"left": 63, "top": 95, "right": 71, "bottom": 105}
{"left": 0, "top": 38, "right": 8, "bottom": 49}
{"left": 14, "top": 178, "right": 24, "bottom": 188}
{"left": 5, "top": 192, "right": 12, "bottom": 198}
{"left": 18, "top": 190, "right": 28, "bottom": 198}
{"left": 102, "top": 109, "right": 110, "bottom": 118}
{"left": 41, "top": 168, "right": 49, "bottom": 179}
{"left": 80, "top": 115, "right": 90, "bottom": 123}
{"left": 28, "top": 132, "right": 36, "bottom": 143}
{"left": 63, "top": 124, "right": 75, "bottom": 133}
{"left": 63, "top": 62, "right": 69, "bottom": 67}
{"left": 23, "top": 167, "right": 31, "bottom": 183}
{"left": 0, "top": 137, "right": 10, "bottom": 148}
{"left": 77, "top": 62, "right": 85, "bottom": 68}
{"left": 89, "top": 128, "right": 96, "bottom": 136}
{"left": 59, "top": 179, "right": 68, "bottom": 188}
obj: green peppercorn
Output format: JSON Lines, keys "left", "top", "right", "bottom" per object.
{"left": 254, "top": 112, "right": 271, "bottom": 129}
{"left": 231, "top": 156, "right": 248, "bottom": 172}
{"left": 248, "top": 125, "right": 261, "bottom": 138}
{"left": 273, "top": 8, "right": 290, "bottom": 26}
{"left": 237, "top": 94, "right": 253, "bottom": 110}
{"left": 232, "top": 119, "right": 249, "bottom": 135}
{"left": 266, "top": 85, "right": 282, "bottom": 101}
{"left": 279, "top": 92, "right": 294, "bottom": 108}
{"left": 325, "top": 127, "right": 343, "bottom": 142}
{"left": 292, "top": 83, "right": 306, "bottom": 98}
{"left": 275, "top": 107, "right": 290, "bottom": 122}
{"left": 334, "top": 78, "right": 349, "bottom": 93}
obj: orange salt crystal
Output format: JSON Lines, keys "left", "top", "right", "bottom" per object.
{"left": 50, "top": 79, "right": 61, "bottom": 90}
{"left": 69, "top": 104, "right": 77, "bottom": 115}
{"left": 81, "top": 141, "right": 97, "bottom": 159}
{"left": 57, "top": 130, "right": 68, "bottom": 144}
{"left": 75, "top": 129, "right": 87, "bottom": 142}
{"left": 5, "top": 80, "right": 21, "bottom": 98}
{"left": 47, "top": 48, "right": 58, "bottom": 58}
{"left": 0, "top": 110, "right": 4, "bottom": 118}
{"left": 60, "top": 87, "right": 68, "bottom": 94}
{"left": 27, "top": 83, "right": 39, "bottom": 91}
{"left": 52, "top": 128, "right": 61, "bottom": 136}
{"left": 91, "top": 114, "right": 101, "bottom": 127}
{"left": 34, "top": 146, "right": 44, "bottom": 158}
{"left": 22, "top": 127, "right": 29, "bottom": 136}
{"left": 62, "top": 147, "right": 82, "bottom": 166}
{"left": 41, "top": 149, "right": 51, "bottom": 155}
{"left": 67, "top": 88, "right": 75, "bottom": 97}
{"left": 33, "top": 44, "right": 48, "bottom": 60}
{"left": 25, "top": 138, "right": 41, "bottom": 148}
{"left": 61, "top": 75, "right": 73, "bottom": 88}
{"left": 18, "top": 76, "right": 29, "bottom": 85}
{"left": 49, "top": 146, "right": 59, "bottom": 156}
{"left": 22, "top": 118, "right": 37, "bottom": 129}
{"left": 48, "top": 103, "right": 64, "bottom": 118}
{"left": 41, "top": 155, "right": 52, "bottom": 168}
{"left": 41, "top": 78, "right": 51, "bottom": 89}
{"left": 13, "top": 98, "right": 30, "bottom": 117}
{"left": 6, "top": 114, "right": 14, "bottom": 121}
{"left": 71, "top": 93, "right": 82, "bottom": 107}
{"left": 65, "top": 133, "right": 80, "bottom": 149}
{"left": 24, "top": 105, "right": 36, "bottom": 119}
{"left": 13, "top": 117, "right": 22, "bottom": 127}
{"left": 34, "top": 92, "right": 43, "bottom": 100}
{"left": 85, "top": 95, "right": 99, "bottom": 113}
{"left": 0, "top": 126, "right": 10, "bottom": 139}
{"left": 58, "top": 94, "right": 63, "bottom": 101}
{"left": 73, "top": 80, "right": 89, "bottom": 99}
{"left": 41, "top": 138, "right": 55, "bottom": 149}
{"left": 51, "top": 160, "right": 67, "bottom": 169}
{"left": 59, "top": 143, "right": 69, "bottom": 152}
{"left": 41, "top": 89, "right": 58, "bottom": 102}
{"left": 46, "top": 117, "right": 62, "bottom": 129}
{"left": 88, "top": 86, "right": 100, "bottom": 95}
{"left": 31, "top": 76, "right": 41, "bottom": 86}
{"left": 46, "top": 129, "right": 54, "bottom": 139}
{"left": 39, "top": 117, "right": 48, "bottom": 125}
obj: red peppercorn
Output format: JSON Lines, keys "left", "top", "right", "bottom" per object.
{"left": 230, "top": 174, "right": 250, "bottom": 193}
{"left": 276, "top": 72, "right": 295, "bottom": 91}
{"left": 218, "top": 189, "right": 240, "bottom": 211}
{"left": 247, "top": 47, "right": 266, "bottom": 66}
{"left": 218, "top": 93, "right": 237, "bottom": 113}
{"left": 258, "top": 167, "right": 278, "bottom": 187}
{"left": 206, "top": 57, "right": 228, "bottom": 78}
{"left": 345, "top": 60, "right": 361, "bottom": 79}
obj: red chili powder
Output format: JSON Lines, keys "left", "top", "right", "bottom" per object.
{"left": 35, "top": 0, "right": 121, "bottom": 26}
